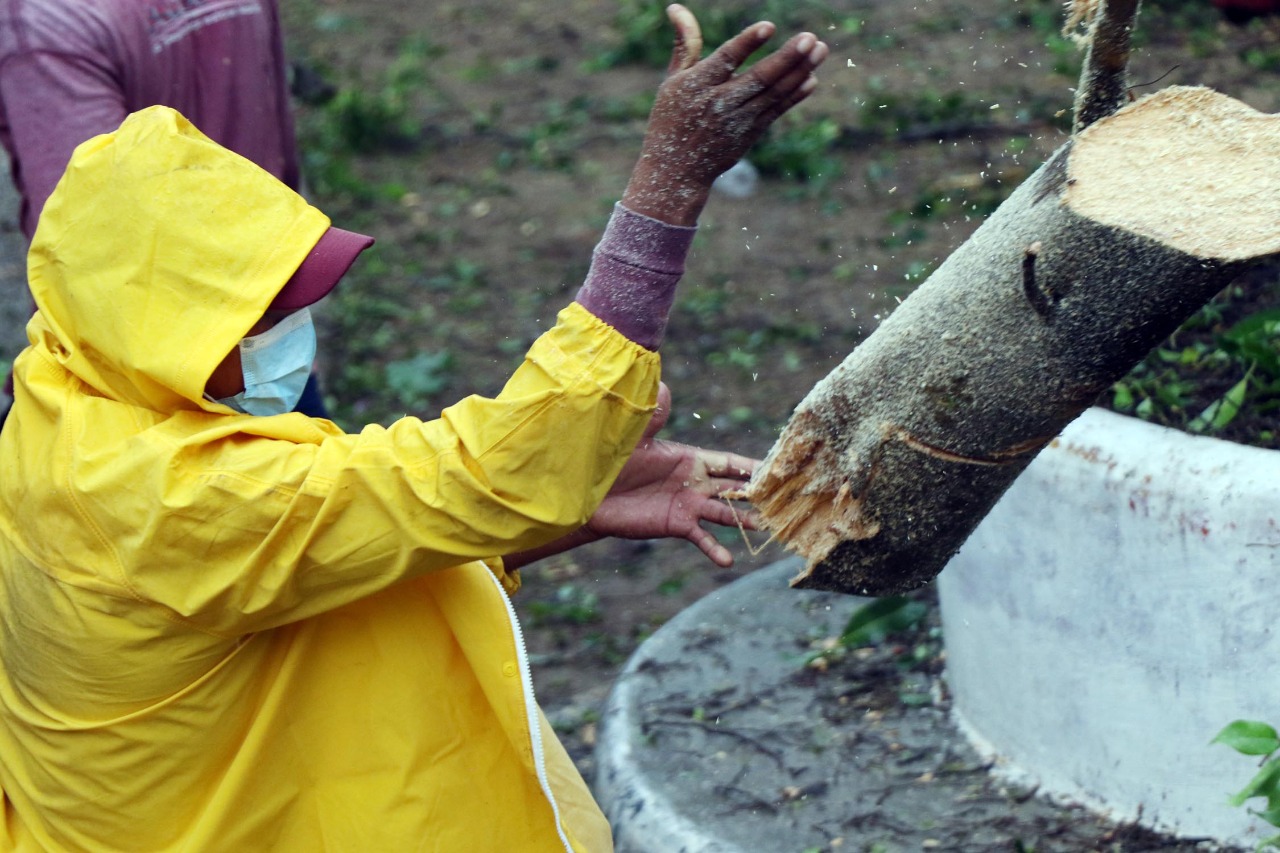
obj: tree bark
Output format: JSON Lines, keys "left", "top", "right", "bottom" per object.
{"left": 743, "top": 86, "right": 1280, "bottom": 596}
{"left": 1072, "top": 0, "right": 1141, "bottom": 133}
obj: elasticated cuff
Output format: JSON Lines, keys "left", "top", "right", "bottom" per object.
{"left": 573, "top": 204, "right": 697, "bottom": 350}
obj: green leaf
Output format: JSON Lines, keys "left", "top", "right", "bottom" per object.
{"left": 1111, "top": 383, "right": 1134, "bottom": 411}
{"left": 384, "top": 350, "right": 454, "bottom": 408}
{"left": 1213, "top": 720, "right": 1280, "bottom": 756}
{"left": 1227, "top": 759, "right": 1280, "bottom": 808}
{"left": 1213, "top": 373, "right": 1252, "bottom": 429}
{"left": 839, "top": 597, "right": 927, "bottom": 648}
{"left": 1251, "top": 805, "right": 1280, "bottom": 830}
{"left": 1188, "top": 372, "right": 1251, "bottom": 433}
{"left": 1222, "top": 309, "right": 1280, "bottom": 378}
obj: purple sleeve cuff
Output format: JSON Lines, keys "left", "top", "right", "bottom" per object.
{"left": 574, "top": 203, "right": 697, "bottom": 350}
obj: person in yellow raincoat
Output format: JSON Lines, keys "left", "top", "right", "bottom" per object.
{"left": 0, "top": 6, "right": 827, "bottom": 852}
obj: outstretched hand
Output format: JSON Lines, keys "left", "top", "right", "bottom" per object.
{"left": 500, "top": 384, "right": 759, "bottom": 572}
{"left": 583, "top": 383, "right": 758, "bottom": 567}
{"left": 622, "top": 4, "right": 829, "bottom": 225}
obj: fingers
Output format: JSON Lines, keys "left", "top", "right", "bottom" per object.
{"left": 701, "top": 451, "right": 757, "bottom": 481}
{"left": 729, "top": 32, "right": 828, "bottom": 113}
{"left": 700, "top": 20, "right": 777, "bottom": 82}
{"left": 688, "top": 525, "right": 735, "bottom": 567}
{"left": 665, "top": 4, "right": 703, "bottom": 75}
{"left": 705, "top": 475, "right": 755, "bottom": 499}
{"left": 748, "top": 32, "right": 827, "bottom": 89}
{"left": 698, "top": 492, "right": 758, "bottom": 529}
{"left": 759, "top": 75, "right": 820, "bottom": 126}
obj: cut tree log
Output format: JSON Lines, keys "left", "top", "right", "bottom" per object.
{"left": 743, "top": 83, "right": 1280, "bottom": 596}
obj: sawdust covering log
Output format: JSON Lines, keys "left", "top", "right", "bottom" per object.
{"left": 743, "top": 85, "right": 1280, "bottom": 596}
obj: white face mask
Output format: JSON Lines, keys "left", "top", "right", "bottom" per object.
{"left": 211, "top": 308, "right": 317, "bottom": 417}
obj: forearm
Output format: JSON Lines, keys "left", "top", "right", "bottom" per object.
{"left": 574, "top": 204, "right": 697, "bottom": 351}
{"left": 502, "top": 527, "right": 602, "bottom": 572}
{"left": 621, "top": 164, "right": 710, "bottom": 227}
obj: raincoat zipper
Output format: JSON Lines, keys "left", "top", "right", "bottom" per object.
{"left": 484, "top": 568, "right": 575, "bottom": 853}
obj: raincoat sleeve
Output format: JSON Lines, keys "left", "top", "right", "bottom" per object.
{"left": 116, "top": 303, "right": 660, "bottom": 636}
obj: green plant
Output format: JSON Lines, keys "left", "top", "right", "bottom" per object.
{"left": 527, "top": 584, "right": 602, "bottom": 626}
{"left": 837, "top": 596, "right": 927, "bottom": 649}
{"left": 583, "top": 631, "right": 629, "bottom": 665}
{"left": 998, "top": 0, "right": 1063, "bottom": 37}
{"left": 314, "top": 245, "right": 457, "bottom": 427}
{"left": 1140, "top": 0, "right": 1225, "bottom": 55}
{"left": 298, "top": 144, "right": 406, "bottom": 203}
{"left": 295, "top": 38, "right": 438, "bottom": 201}
{"left": 677, "top": 286, "right": 730, "bottom": 325}
{"left": 324, "top": 86, "right": 414, "bottom": 154}
{"left": 515, "top": 97, "right": 593, "bottom": 170}
{"left": 422, "top": 257, "right": 490, "bottom": 313}
{"left": 1110, "top": 282, "right": 1280, "bottom": 447}
{"left": 1212, "top": 719, "right": 1280, "bottom": 849}
{"left": 880, "top": 213, "right": 927, "bottom": 250}
{"left": 704, "top": 323, "right": 822, "bottom": 378}
{"left": 329, "top": 37, "right": 436, "bottom": 153}
{"left": 1245, "top": 45, "right": 1280, "bottom": 74}
{"left": 384, "top": 351, "right": 454, "bottom": 410}
{"left": 750, "top": 117, "right": 842, "bottom": 186}
{"left": 1111, "top": 344, "right": 1224, "bottom": 420}
{"left": 902, "top": 259, "right": 937, "bottom": 286}
{"left": 907, "top": 179, "right": 1015, "bottom": 223}
{"left": 592, "top": 0, "right": 842, "bottom": 70}
{"left": 803, "top": 594, "right": 943, "bottom": 699}
{"left": 855, "top": 86, "right": 996, "bottom": 139}
{"left": 656, "top": 572, "right": 689, "bottom": 596}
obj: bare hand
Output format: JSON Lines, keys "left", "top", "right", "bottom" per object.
{"left": 622, "top": 4, "right": 829, "bottom": 225}
{"left": 584, "top": 383, "right": 758, "bottom": 567}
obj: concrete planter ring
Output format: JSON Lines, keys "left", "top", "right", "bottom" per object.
{"left": 938, "top": 405, "right": 1280, "bottom": 847}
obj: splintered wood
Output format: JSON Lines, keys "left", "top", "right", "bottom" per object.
{"left": 744, "top": 87, "right": 1280, "bottom": 596}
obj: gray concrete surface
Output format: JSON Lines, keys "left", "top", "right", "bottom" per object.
{"left": 940, "top": 406, "right": 1279, "bottom": 848}
{"left": 593, "top": 559, "right": 864, "bottom": 853}
{"left": 591, "top": 558, "right": 1218, "bottom": 853}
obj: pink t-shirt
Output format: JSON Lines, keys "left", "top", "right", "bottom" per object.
{"left": 0, "top": 0, "right": 299, "bottom": 240}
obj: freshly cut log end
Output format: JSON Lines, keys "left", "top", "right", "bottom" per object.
{"left": 1067, "top": 87, "right": 1280, "bottom": 261}
{"left": 746, "top": 86, "right": 1280, "bottom": 596}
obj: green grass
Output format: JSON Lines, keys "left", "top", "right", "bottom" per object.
{"left": 527, "top": 584, "right": 603, "bottom": 626}
{"left": 751, "top": 117, "right": 842, "bottom": 186}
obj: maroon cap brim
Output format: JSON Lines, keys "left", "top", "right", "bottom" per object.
{"left": 271, "top": 226, "right": 375, "bottom": 311}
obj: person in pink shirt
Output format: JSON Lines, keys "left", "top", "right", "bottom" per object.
{"left": 0, "top": 0, "right": 297, "bottom": 240}
{"left": 0, "top": 0, "right": 315, "bottom": 417}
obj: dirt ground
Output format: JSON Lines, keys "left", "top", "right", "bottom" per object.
{"left": 269, "top": 0, "right": 1280, "bottom": 803}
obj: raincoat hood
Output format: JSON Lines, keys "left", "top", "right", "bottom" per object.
{"left": 25, "top": 105, "right": 330, "bottom": 412}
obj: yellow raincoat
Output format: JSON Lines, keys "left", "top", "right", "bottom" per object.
{"left": 0, "top": 107, "right": 656, "bottom": 851}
